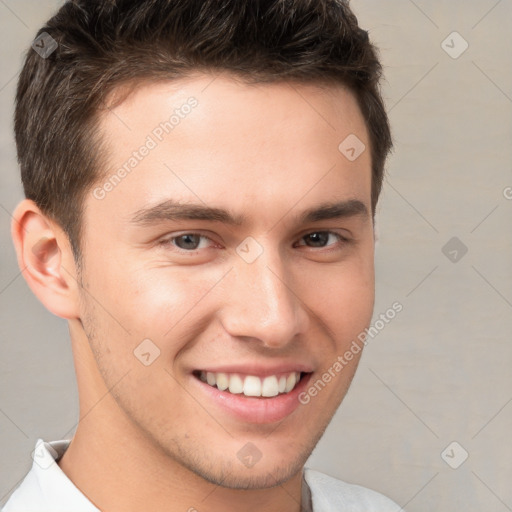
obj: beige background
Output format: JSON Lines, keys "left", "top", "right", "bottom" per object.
{"left": 1, "top": 1, "right": 511, "bottom": 510}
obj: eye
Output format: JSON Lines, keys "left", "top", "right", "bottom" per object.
{"left": 159, "top": 230, "right": 350, "bottom": 255}
{"left": 295, "top": 231, "right": 348, "bottom": 249}
{"left": 162, "top": 233, "right": 214, "bottom": 252}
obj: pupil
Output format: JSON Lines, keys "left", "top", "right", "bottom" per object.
{"left": 177, "top": 234, "right": 200, "bottom": 250}
{"left": 308, "top": 232, "right": 328, "bottom": 247}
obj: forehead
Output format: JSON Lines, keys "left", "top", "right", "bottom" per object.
{"left": 89, "top": 74, "right": 371, "bottom": 229}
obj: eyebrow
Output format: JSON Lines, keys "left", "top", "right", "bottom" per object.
{"left": 130, "top": 198, "right": 369, "bottom": 227}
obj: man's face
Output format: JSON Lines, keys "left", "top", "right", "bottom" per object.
{"left": 78, "top": 74, "right": 374, "bottom": 488}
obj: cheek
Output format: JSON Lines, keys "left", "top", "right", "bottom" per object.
{"left": 86, "top": 255, "right": 223, "bottom": 347}
{"left": 300, "top": 249, "right": 375, "bottom": 343}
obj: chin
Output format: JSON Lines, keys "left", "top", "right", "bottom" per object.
{"left": 160, "top": 433, "right": 310, "bottom": 490}
{"left": 194, "top": 458, "right": 305, "bottom": 490}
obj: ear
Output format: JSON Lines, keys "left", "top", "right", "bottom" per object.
{"left": 11, "top": 199, "right": 81, "bottom": 319}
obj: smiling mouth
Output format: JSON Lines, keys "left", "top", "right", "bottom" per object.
{"left": 193, "top": 370, "right": 309, "bottom": 398}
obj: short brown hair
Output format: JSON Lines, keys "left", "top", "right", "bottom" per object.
{"left": 15, "top": 0, "right": 392, "bottom": 261}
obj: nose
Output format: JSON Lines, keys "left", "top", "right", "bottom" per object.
{"left": 219, "top": 247, "right": 310, "bottom": 349}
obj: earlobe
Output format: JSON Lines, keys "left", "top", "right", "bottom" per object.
{"left": 11, "top": 199, "right": 81, "bottom": 319}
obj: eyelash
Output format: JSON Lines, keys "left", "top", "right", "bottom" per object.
{"left": 159, "top": 231, "right": 351, "bottom": 254}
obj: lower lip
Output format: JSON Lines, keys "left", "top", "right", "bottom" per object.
{"left": 191, "top": 373, "right": 313, "bottom": 424}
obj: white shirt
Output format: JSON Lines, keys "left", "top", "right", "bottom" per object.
{"left": 2, "top": 439, "right": 402, "bottom": 511}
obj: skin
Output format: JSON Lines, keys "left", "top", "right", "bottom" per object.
{"left": 12, "top": 73, "right": 375, "bottom": 512}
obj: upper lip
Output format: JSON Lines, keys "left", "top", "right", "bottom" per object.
{"left": 194, "top": 363, "right": 314, "bottom": 377}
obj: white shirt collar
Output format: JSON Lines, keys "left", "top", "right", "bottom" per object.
{"left": 2, "top": 438, "right": 100, "bottom": 512}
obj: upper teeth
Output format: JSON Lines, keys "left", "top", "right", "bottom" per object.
{"left": 199, "top": 371, "right": 302, "bottom": 397}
